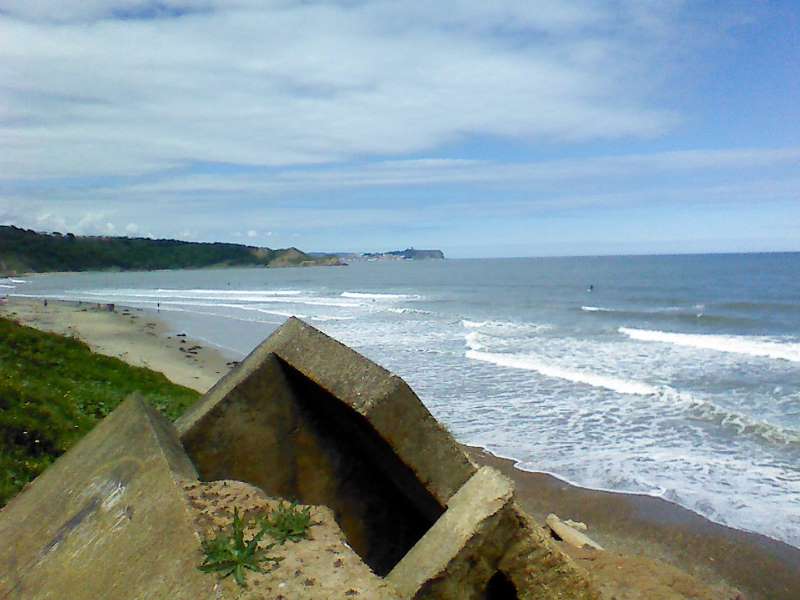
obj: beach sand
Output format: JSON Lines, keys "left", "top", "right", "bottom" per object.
{"left": 0, "top": 297, "right": 232, "bottom": 393}
{"left": 466, "top": 446, "right": 800, "bottom": 600}
{"left": 3, "top": 297, "right": 798, "bottom": 598}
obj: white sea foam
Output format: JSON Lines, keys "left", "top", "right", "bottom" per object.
{"left": 465, "top": 349, "right": 660, "bottom": 395}
{"left": 0, "top": 284, "right": 15, "bottom": 289}
{"left": 686, "top": 397, "right": 800, "bottom": 445}
{"left": 580, "top": 305, "right": 611, "bottom": 312}
{"left": 308, "top": 315, "right": 355, "bottom": 322}
{"left": 65, "top": 289, "right": 362, "bottom": 308}
{"left": 159, "top": 289, "right": 303, "bottom": 296}
{"left": 385, "top": 307, "right": 432, "bottom": 315}
{"left": 254, "top": 308, "right": 307, "bottom": 318}
{"left": 77, "top": 288, "right": 303, "bottom": 297}
{"left": 463, "top": 340, "right": 800, "bottom": 444}
{"left": 464, "top": 331, "right": 484, "bottom": 351}
{"left": 462, "top": 320, "right": 487, "bottom": 329}
{"left": 582, "top": 305, "right": 687, "bottom": 314}
{"left": 461, "top": 319, "right": 552, "bottom": 334}
{"left": 620, "top": 327, "right": 800, "bottom": 362}
{"left": 341, "top": 291, "right": 420, "bottom": 301}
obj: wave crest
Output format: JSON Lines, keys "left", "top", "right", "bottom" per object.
{"left": 620, "top": 327, "right": 800, "bottom": 362}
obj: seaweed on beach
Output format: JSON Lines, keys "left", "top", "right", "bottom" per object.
{"left": 0, "top": 316, "right": 200, "bottom": 507}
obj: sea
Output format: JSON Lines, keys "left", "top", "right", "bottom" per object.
{"left": 4, "top": 253, "right": 800, "bottom": 548}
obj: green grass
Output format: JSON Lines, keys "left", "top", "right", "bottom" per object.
{"left": 0, "top": 316, "right": 200, "bottom": 507}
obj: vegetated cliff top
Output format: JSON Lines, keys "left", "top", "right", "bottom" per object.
{"left": 0, "top": 225, "right": 341, "bottom": 274}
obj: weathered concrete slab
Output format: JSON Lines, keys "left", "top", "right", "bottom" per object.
{"left": 387, "top": 466, "right": 515, "bottom": 598}
{"left": 388, "top": 466, "right": 599, "bottom": 600}
{"left": 178, "top": 317, "right": 476, "bottom": 506}
{"left": 0, "top": 396, "right": 215, "bottom": 600}
{"left": 176, "top": 318, "right": 477, "bottom": 574}
{"left": 176, "top": 318, "right": 601, "bottom": 597}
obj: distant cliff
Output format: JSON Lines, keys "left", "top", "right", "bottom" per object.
{"left": 0, "top": 226, "right": 342, "bottom": 274}
{"left": 355, "top": 248, "right": 445, "bottom": 260}
{"left": 384, "top": 248, "right": 445, "bottom": 260}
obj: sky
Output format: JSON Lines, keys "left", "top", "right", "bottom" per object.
{"left": 1, "top": 1, "right": 798, "bottom": 257}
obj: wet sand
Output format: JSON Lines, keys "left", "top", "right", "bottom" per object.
{"left": 3, "top": 296, "right": 798, "bottom": 598}
{"left": 466, "top": 446, "right": 800, "bottom": 600}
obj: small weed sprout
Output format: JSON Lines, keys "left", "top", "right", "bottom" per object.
{"left": 198, "top": 508, "right": 282, "bottom": 587}
{"left": 198, "top": 502, "right": 314, "bottom": 587}
{"left": 261, "top": 501, "right": 313, "bottom": 544}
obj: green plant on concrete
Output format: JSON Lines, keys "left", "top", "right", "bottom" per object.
{"left": 261, "top": 501, "right": 313, "bottom": 544}
{"left": 198, "top": 508, "right": 282, "bottom": 587}
{"left": 198, "top": 502, "right": 315, "bottom": 587}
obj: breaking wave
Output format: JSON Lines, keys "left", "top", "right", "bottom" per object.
{"left": 341, "top": 291, "right": 421, "bottom": 301}
{"left": 620, "top": 327, "right": 800, "bottom": 362}
{"left": 461, "top": 319, "right": 552, "bottom": 333}
{"left": 385, "top": 307, "right": 432, "bottom": 315}
{"left": 464, "top": 348, "right": 800, "bottom": 445}
{"left": 580, "top": 306, "right": 612, "bottom": 312}
{"left": 465, "top": 349, "right": 659, "bottom": 396}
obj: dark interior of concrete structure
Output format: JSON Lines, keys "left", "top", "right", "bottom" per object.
{"left": 485, "top": 571, "right": 519, "bottom": 600}
{"left": 279, "top": 360, "right": 445, "bottom": 576}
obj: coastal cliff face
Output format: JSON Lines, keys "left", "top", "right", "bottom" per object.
{"left": 0, "top": 225, "right": 342, "bottom": 273}
{"left": 363, "top": 248, "right": 445, "bottom": 260}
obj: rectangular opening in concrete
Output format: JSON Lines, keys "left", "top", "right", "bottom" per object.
{"left": 278, "top": 360, "right": 445, "bottom": 576}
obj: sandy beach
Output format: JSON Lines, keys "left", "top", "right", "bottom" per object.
{"left": 465, "top": 446, "right": 800, "bottom": 600}
{"left": 2, "top": 296, "right": 798, "bottom": 599}
{"left": 1, "top": 297, "right": 232, "bottom": 393}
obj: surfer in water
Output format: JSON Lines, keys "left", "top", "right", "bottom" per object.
{"left": 587, "top": 284, "right": 594, "bottom": 292}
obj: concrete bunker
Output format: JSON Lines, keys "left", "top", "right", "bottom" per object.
{"left": 278, "top": 360, "right": 445, "bottom": 573}
{"left": 180, "top": 352, "right": 446, "bottom": 574}
{"left": 175, "top": 318, "right": 477, "bottom": 575}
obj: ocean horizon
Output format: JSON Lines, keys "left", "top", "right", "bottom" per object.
{"left": 6, "top": 252, "right": 800, "bottom": 549}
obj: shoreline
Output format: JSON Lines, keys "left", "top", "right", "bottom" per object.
{"left": 0, "top": 297, "right": 232, "bottom": 393}
{"left": 2, "top": 296, "right": 798, "bottom": 597}
{"left": 465, "top": 446, "right": 800, "bottom": 600}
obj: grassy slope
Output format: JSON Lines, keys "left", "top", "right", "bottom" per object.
{"left": 0, "top": 316, "right": 200, "bottom": 506}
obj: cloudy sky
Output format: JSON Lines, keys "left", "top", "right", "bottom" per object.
{"left": 1, "top": 1, "right": 798, "bottom": 257}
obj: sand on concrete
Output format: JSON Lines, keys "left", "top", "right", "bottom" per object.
{"left": 0, "top": 297, "right": 232, "bottom": 393}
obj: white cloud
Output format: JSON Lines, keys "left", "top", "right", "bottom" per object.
{"left": 0, "top": 1, "right": 684, "bottom": 179}
{"left": 246, "top": 229, "right": 257, "bottom": 238}
{"left": 106, "top": 146, "right": 800, "bottom": 196}
{"left": 125, "top": 222, "right": 139, "bottom": 234}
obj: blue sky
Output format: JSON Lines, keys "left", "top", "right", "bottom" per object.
{"left": 1, "top": 1, "right": 798, "bottom": 257}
